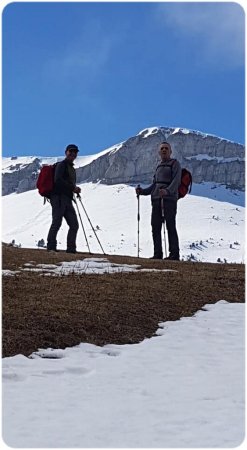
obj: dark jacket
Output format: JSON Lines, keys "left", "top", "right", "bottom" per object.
{"left": 52, "top": 159, "right": 76, "bottom": 198}
{"left": 142, "top": 159, "right": 182, "bottom": 201}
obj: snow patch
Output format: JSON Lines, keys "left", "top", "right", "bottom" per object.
{"left": 138, "top": 127, "right": 159, "bottom": 137}
{"left": 21, "top": 258, "right": 177, "bottom": 276}
{"left": 2, "top": 301, "right": 244, "bottom": 448}
{"left": 186, "top": 154, "right": 244, "bottom": 163}
{"left": 2, "top": 269, "right": 20, "bottom": 276}
{"left": 172, "top": 127, "right": 190, "bottom": 134}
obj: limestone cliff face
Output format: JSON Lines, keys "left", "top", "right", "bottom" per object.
{"left": 2, "top": 127, "right": 245, "bottom": 195}
{"left": 75, "top": 127, "right": 245, "bottom": 189}
{"left": 2, "top": 158, "right": 41, "bottom": 196}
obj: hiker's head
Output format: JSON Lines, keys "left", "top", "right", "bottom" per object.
{"left": 159, "top": 142, "right": 172, "bottom": 161}
{"left": 65, "top": 144, "right": 79, "bottom": 162}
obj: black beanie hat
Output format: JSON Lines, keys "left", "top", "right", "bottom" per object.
{"left": 65, "top": 144, "right": 79, "bottom": 153}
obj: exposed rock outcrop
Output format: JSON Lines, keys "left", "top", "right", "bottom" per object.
{"left": 76, "top": 127, "right": 245, "bottom": 189}
{"left": 2, "top": 127, "right": 245, "bottom": 195}
{"left": 2, "top": 158, "right": 40, "bottom": 195}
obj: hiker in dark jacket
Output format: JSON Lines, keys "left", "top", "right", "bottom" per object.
{"left": 136, "top": 142, "right": 181, "bottom": 260}
{"left": 47, "top": 144, "right": 81, "bottom": 253}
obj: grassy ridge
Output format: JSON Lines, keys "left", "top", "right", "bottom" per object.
{"left": 2, "top": 245, "right": 245, "bottom": 357}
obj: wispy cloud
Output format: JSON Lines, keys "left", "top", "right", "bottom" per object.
{"left": 156, "top": 2, "right": 245, "bottom": 69}
{"left": 43, "top": 19, "right": 114, "bottom": 85}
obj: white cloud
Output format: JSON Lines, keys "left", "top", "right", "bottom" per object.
{"left": 156, "top": 2, "right": 245, "bottom": 69}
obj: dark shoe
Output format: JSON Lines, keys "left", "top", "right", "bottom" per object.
{"left": 66, "top": 249, "right": 77, "bottom": 254}
{"left": 164, "top": 254, "right": 180, "bottom": 261}
{"left": 150, "top": 255, "right": 163, "bottom": 260}
{"left": 47, "top": 248, "right": 59, "bottom": 252}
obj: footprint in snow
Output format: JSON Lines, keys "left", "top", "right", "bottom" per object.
{"left": 65, "top": 366, "right": 94, "bottom": 375}
{"left": 101, "top": 349, "right": 120, "bottom": 357}
{"left": 41, "top": 366, "right": 93, "bottom": 376}
{"left": 2, "top": 370, "right": 27, "bottom": 382}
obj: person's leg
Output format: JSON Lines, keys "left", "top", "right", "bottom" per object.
{"left": 151, "top": 200, "right": 163, "bottom": 259}
{"left": 164, "top": 200, "right": 179, "bottom": 259}
{"left": 64, "top": 200, "right": 79, "bottom": 252}
{"left": 47, "top": 195, "right": 65, "bottom": 250}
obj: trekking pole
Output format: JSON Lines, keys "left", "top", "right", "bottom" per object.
{"left": 74, "top": 197, "right": 91, "bottom": 253}
{"left": 137, "top": 185, "right": 140, "bottom": 258}
{"left": 77, "top": 194, "right": 106, "bottom": 255}
{"left": 161, "top": 197, "right": 168, "bottom": 258}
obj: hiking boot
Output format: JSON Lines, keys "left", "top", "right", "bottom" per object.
{"left": 164, "top": 254, "right": 180, "bottom": 261}
{"left": 66, "top": 249, "right": 77, "bottom": 254}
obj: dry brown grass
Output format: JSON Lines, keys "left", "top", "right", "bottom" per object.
{"left": 2, "top": 244, "right": 245, "bottom": 357}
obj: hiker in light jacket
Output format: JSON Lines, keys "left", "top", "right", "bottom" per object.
{"left": 47, "top": 144, "right": 81, "bottom": 253}
{"left": 136, "top": 142, "right": 181, "bottom": 260}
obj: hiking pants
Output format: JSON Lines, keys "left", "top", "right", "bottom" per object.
{"left": 151, "top": 198, "right": 179, "bottom": 258}
{"left": 47, "top": 194, "right": 79, "bottom": 251}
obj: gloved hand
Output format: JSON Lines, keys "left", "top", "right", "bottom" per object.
{"left": 136, "top": 186, "right": 143, "bottom": 196}
{"left": 73, "top": 186, "right": 81, "bottom": 194}
{"left": 159, "top": 188, "right": 168, "bottom": 197}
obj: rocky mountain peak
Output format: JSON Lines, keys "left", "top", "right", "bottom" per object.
{"left": 2, "top": 126, "right": 245, "bottom": 195}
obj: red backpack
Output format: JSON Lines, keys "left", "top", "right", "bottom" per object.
{"left": 178, "top": 167, "right": 192, "bottom": 199}
{"left": 36, "top": 163, "right": 57, "bottom": 198}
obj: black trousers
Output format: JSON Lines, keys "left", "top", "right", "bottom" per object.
{"left": 47, "top": 194, "right": 79, "bottom": 251}
{"left": 151, "top": 198, "right": 179, "bottom": 258}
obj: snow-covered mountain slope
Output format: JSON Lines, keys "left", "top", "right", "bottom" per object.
{"left": 2, "top": 144, "right": 120, "bottom": 174}
{"left": 2, "top": 182, "right": 244, "bottom": 263}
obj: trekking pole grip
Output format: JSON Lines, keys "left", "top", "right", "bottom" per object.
{"left": 137, "top": 186, "right": 140, "bottom": 258}
{"left": 136, "top": 184, "right": 140, "bottom": 199}
{"left": 137, "top": 185, "right": 140, "bottom": 220}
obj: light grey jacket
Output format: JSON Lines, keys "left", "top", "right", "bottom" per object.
{"left": 142, "top": 159, "right": 182, "bottom": 201}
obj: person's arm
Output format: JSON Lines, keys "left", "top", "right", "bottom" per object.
{"left": 141, "top": 183, "right": 155, "bottom": 196}
{"left": 136, "top": 181, "right": 155, "bottom": 196}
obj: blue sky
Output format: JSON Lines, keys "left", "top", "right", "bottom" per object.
{"left": 2, "top": 1, "right": 245, "bottom": 157}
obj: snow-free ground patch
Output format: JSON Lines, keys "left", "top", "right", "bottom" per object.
{"left": 2, "top": 245, "right": 244, "bottom": 358}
